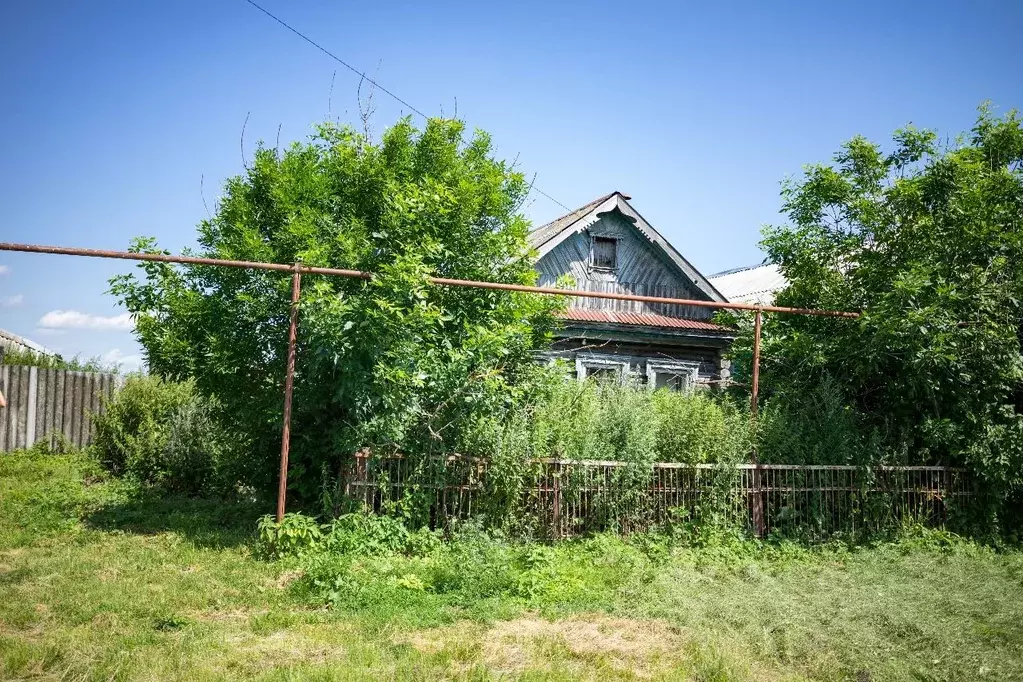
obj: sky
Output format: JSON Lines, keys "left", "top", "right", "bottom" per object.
{"left": 0, "top": 0, "right": 1020, "bottom": 370}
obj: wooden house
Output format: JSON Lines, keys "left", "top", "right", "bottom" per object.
{"left": 530, "top": 192, "right": 734, "bottom": 389}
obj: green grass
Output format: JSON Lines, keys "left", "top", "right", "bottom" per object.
{"left": 2, "top": 449, "right": 1022, "bottom": 681}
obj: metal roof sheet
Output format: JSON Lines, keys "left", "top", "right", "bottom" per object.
{"left": 558, "top": 309, "right": 729, "bottom": 332}
{"left": 708, "top": 263, "right": 786, "bottom": 305}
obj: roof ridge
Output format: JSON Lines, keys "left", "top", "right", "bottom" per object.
{"left": 708, "top": 262, "right": 773, "bottom": 278}
{"left": 529, "top": 191, "right": 619, "bottom": 234}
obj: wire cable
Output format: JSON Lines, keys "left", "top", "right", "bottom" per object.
{"left": 242, "top": 0, "right": 572, "bottom": 212}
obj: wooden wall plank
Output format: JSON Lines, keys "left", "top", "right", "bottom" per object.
{"left": 536, "top": 212, "right": 714, "bottom": 320}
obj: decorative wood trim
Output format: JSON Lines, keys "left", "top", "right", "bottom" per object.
{"left": 574, "top": 353, "right": 630, "bottom": 382}
{"left": 645, "top": 360, "right": 700, "bottom": 392}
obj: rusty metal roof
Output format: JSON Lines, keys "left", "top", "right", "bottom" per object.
{"left": 557, "top": 309, "right": 729, "bottom": 332}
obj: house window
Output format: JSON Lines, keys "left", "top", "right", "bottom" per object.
{"left": 575, "top": 355, "right": 628, "bottom": 383}
{"left": 646, "top": 362, "right": 698, "bottom": 392}
{"left": 591, "top": 236, "right": 617, "bottom": 270}
{"left": 585, "top": 365, "right": 618, "bottom": 381}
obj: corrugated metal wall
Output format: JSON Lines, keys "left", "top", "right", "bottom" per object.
{"left": 0, "top": 365, "right": 122, "bottom": 452}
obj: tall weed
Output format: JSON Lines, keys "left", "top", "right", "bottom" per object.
{"left": 756, "top": 375, "right": 880, "bottom": 465}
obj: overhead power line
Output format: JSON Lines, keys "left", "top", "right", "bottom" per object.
{"left": 242, "top": 0, "right": 572, "bottom": 212}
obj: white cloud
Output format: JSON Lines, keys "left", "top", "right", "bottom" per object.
{"left": 38, "top": 310, "right": 133, "bottom": 331}
{"left": 0, "top": 265, "right": 9, "bottom": 275}
{"left": 34, "top": 328, "right": 67, "bottom": 337}
{"left": 101, "top": 348, "right": 144, "bottom": 372}
{"left": 0, "top": 294, "right": 23, "bottom": 307}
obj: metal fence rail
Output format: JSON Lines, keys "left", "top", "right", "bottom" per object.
{"left": 345, "top": 453, "right": 974, "bottom": 539}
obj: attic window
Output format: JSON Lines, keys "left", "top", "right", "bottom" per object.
{"left": 592, "top": 236, "right": 617, "bottom": 270}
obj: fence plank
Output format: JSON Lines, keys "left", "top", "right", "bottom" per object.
{"left": 0, "top": 366, "right": 120, "bottom": 452}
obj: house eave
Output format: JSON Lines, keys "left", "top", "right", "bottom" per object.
{"left": 553, "top": 321, "right": 736, "bottom": 347}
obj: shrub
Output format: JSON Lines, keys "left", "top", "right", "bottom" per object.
{"left": 0, "top": 346, "right": 114, "bottom": 372}
{"left": 92, "top": 376, "right": 236, "bottom": 495}
{"left": 755, "top": 375, "right": 882, "bottom": 465}
{"left": 652, "top": 389, "right": 751, "bottom": 464}
{"left": 257, "top": 513, "right": 324, "bottom": 559}
{"left": 454, "top": 375, "right": 755, "bottom": 532}
{"left": 463, "top": 373, "right": 754, "bottom": 467}
{"left": 322, "top": 511, "right": 441, "bottom": 557}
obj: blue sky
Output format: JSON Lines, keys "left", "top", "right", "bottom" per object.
{"left": 1, "top": 0, "right": 1020, "bottom": 369}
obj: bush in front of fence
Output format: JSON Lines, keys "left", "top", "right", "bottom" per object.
{"left": 448, "top": 376, "right": 753, "bottom": 530}
{"left": 92, "top": 375, "right": 240, "bottom": 495}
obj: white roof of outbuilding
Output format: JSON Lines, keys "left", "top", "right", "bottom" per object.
{"left": 0, "top": 328, "right": 56, "bottom": 357}
{"left": 708, "top": 263, "right": 787, "bottom": 305}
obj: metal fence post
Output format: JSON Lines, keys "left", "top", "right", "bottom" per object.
{"left": 276, "top": 264, "right": 302, "bottom": 523}
{"left": 750, "top": 308, "right": 765, "bottom": 536}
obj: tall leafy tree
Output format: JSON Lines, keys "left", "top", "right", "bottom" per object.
{"left": 747, "top": 105, "right": 1023, "bottom": 516}
{"left": 112, "top": 118, "right": 559, "bottom": 502}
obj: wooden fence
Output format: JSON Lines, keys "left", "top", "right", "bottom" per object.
{"left": 344, "top": 453, "right": 974, "bottom": 540}
{"left": 0, "top": 365, "right": 122, "bottom": 452}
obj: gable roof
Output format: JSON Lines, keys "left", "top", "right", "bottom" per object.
{"left": 528, "top": 191, "right": 726, "bottom": 303}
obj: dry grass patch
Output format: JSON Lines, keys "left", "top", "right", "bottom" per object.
{"left": 406, "top": 614, "right": 691, "bottom": 679}
{"left": 485, "top": 614, "right": 683, "bottom": 671}
{"left": 226, "top": 628, "right": 340, "bottom": 667}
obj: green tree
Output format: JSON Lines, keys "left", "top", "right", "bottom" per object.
{"left": 745, "top": 105, "right": 1023, "bottom": 519}
{"left": 111, "top": 117, "right": 560, "bottom": 503}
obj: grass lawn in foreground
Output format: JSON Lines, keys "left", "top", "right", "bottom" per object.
{"left": 1, "top": 449, "right": 1022, "bottom": 681}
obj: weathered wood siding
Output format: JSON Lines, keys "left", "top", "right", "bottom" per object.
{"left": 0, "top": 366, "right": 122, "bottom": 452}
{"left": 535, "top": 211, "right": 713, "bottom": 319}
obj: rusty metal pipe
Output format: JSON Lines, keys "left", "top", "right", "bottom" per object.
{"left": 749, "top": 309, "right": 765, "bottom": 536}
{"left": 276, "top": 266, "right": 302, "bottom": 523}
{"left": 750, "top": 308, "right": 763, "bottom": 421}
{"left": 0, "top": 239, "right": 858, "bottom": 526}
{"left": 0, "top": 242, "right": 859, "bottom": 319}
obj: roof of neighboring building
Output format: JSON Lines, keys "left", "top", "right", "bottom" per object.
{"left": 557, "top": 309, "right": 729, "bottom": 332}
{"left": 708, "top": 263, "right": 786, "bottom": 305}
{"left": 528, "top": 192, "right": 727, "bottom": 304}
{"left": 0, "top": 328, "right": 56, "bottom": 357}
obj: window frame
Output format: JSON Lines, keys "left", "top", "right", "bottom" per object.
{"left": 575, "top": 354, "right": 629, "bottom": 383}
{"left": 589, "top": 234, "right": 619, "bottom": 272}
{"left": 645, "top": 361, "right": 700, "bottom": 392}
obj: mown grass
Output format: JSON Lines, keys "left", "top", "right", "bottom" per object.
{"left": 1, "top": 449, "right": 1022, "bottom": 681}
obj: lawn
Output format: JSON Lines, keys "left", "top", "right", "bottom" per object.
{"left": 1, "top": 449, "right": 1022, "bottom": 681}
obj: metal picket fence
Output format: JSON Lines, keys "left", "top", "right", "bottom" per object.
{"left": 344, "top": 453, "right": 974, "bottom": 540}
